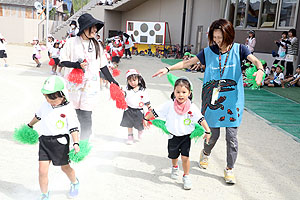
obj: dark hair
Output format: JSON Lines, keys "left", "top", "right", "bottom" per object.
{"left": 0, "top": 39, "right": 4, "bottom": 44}
{"left": 248, "top": 31, "right": 255, "bottom": 38}
{"left": 208, "top": 19, "right": 235, "bottom": 47}
{"left": 282, "top": 31, "right": 288, "bottom": 36}
{"left": 88, "top": 26, "right": 100, "bottom": 59}
{"left": 171, "top": 78, "right": 193, "bottom": 101}
{"left": 45, "top": 91, "right": 65, "bottom": 100}
{"left": 53, "top": 42, "right": 60, "bottom": 48}
{"left": 288, "top": 29, "right": 296, "bottom": 37}
{"left": 127, "top": 74, "right": 146, "bottom": 90}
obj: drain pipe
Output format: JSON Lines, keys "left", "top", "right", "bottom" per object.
{"left": 186, "top": 0, "right": 194, "bottom": 51}
{"left": 180, "top": 0, "right": 187, "bottom": 57}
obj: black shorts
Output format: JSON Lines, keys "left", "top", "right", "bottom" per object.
{"left": 32, "top": 54, "right": 36, "bottom": 60}
{"left": 111, "top": 56, "right": 120, "bottom": 63}
{"left": 0, "top": 50, "right": 7, "bottom": 58}
{"left": 39, "top": 134, "right": 70, "bottom": 166}
{"left": 120, "top": 107, "right": 144, "bottom": 131}
{"left": 168, "top": 134, "right": 191, "bottom": 159}
{"left": 53, "top": 58, "right": 60, "bottom": 65}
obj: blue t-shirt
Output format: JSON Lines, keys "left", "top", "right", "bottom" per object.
{"left": 196, "top": 44, "right": 250, "bottom": 66}
{"left": 200, "top": 43, "right": 248, "bottom": 128}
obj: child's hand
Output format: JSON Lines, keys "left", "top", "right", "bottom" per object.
{"left": 143, "top": 119, "right": 150, "bottom": 129}
{"left": 203, "top": 132, "right": 211, "bottom": 145}
{"left": 73, "top": 143, "right": 80, "bottom": 153}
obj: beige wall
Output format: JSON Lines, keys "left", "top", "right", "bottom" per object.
{"left": 104, "top": 10, "right": 122, "bottom": 38}
{"left": 0, "top": 16, "right": 40, "bottom": 43}
{"left": 120, "top": 0, "right": 221, "bottom": 53}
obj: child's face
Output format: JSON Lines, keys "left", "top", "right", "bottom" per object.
{"left": 275, "top": 67, "right": 281, "bottom": 73}
{"left": 249, "top": 33, "right": 253, "bottom": 37}
{"left": 128, "top": 77, "right": 139, "bottom": 88}
{"left": 282, "top": 34, "right": 287, "bottom": 39}
{"left": 296, "top": 68, "right": 300, "bottom": 74}
{"left": 44, "top": 95, "right": 64, "bottom": 107}
{"left": 271, "top": 67, "right": 276, "bottom": 72}
{"left": 174, "top": 85, "right": 191, "bottom": 104}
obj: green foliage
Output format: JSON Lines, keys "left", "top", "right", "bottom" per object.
{"left": 13, "top": 124, "right": 39, "bottom": 145}
{"left": 73, "top": 0, "right": 91, "bottom": 13}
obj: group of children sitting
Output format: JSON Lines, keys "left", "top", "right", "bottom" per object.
{"left": 242, "top": 59, "right": 300, "bottom": 88}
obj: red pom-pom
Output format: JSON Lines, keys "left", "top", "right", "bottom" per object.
{"left": 145, "top": 111, "right": 155, "bottom": 125}
{"left": 110, "top": 83, "right": 120, "bottom": 101}
{"left": 112, "top": 68, "right": 120, "bottom": 77}
{"left": 106, "top": 45, "right": 110, "bottom": 52}
{"left": 115, "top": 94, "right": 127, "bottom": 110}
{"left": 49, "top": 58, "right": 55, "bottom": 66}
{"left": 109, "top": 83, "right": 127, "bottom": 110}
{"left": 125, "top": 41, "right": 129, "bottom": 45}
{"left": 112, "top": 51, "right": 117, "bottom": 57}
{"left": 67, "top": 68, "right": 84, "bottom": 84}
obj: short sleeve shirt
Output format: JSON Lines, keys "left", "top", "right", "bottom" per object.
{"left": 155, "top": 100, "right": 204, "bottom": 136}
{"left": 125, "top": 88, "right": 150, "bottom": 109}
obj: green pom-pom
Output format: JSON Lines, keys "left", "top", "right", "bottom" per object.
{"left": 151, "top": 119, "right": 170, "bottom": 135}
{"left": 189, "top": 124, "right": 205, "bottom": 142}
{"left": 13, "top": 124, "right": 39, "bottom": 144}
{"left": 69, "top": 140, "right": 92, "bottom": 163}
{"left": 244, "top": 66, "right": 266, "bottom": 89}
{"left": 167, "top": 73, "right": 179, "bottom": 87}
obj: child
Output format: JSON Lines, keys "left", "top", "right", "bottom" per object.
{"left": 245, "top": 30, "right": 256, "bottom": 54}
{"left": 49, "top": 40, "right": 61, "bottom": 75}
{"left": 47, "top": 34, "right": 55, "bottom": 59}
{"left": 268, "top": 64, "right": 284, "bottom": 87}
{"left": 0, "top": 33, "right": 8, "bottom": 67}
{"left": 32, "top": 37, "right": 42, "bottom": 68}
{"left": 27, "top": 76, "right": 80, "bottom": 199}
{"left": 120, "top": 69, "right": 151, "bottom": 145}
{"left": 282, "top": 65, "right": 300, "bottom": 88}
{"left": 145, "top": 77, "right": 211, "bottom": 190}
{"left": 273, "top": 31, "right": 288, "bottom": 66}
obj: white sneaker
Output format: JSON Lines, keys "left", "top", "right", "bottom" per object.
{"left": 224, "top": 168, "right": 236, "bottom": 184}
{"left": 199, "top": 149, "right": 209, "bottom": 169}
{"left": 170, "top": 166, "right": 179, "bottom": 179}
{"left": 126, "top": 135, "right": 134, "bottom": 145}
{"left": 182, "top": 175, "right": 192, "bottom": 190}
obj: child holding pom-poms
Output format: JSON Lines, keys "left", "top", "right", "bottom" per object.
{"left": 26, "top": 76, "right": 81, "bottom": 199}
{"left": 144, "top": 77, "right": 211, "bottom": 190}
{"left": 120, "top": 69, "right": 151, "bottom": 145}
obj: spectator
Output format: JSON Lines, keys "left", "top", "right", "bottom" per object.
{"left": 267, "top": 64, "right": 284, "bottom": 87}
{"left": 282, "top": 65, "right": 300, "bottom": 88}
{"left": 283, "top": 29, "right": 298, "bottom": 77}
{"left": 273, "top": 31, "right": 288, "bottom": 66}
{"left": 245, "top": 30, "right": 256, "bottom": 54}
{"left": 67, "top": 20, "right": 79, "bottom": 39}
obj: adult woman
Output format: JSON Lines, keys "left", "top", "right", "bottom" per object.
{"left": 60, "top": 13, "right": 118, "bottom": 140}
{"left": 153, "top": 19, "right": 264, "bottom": 184}
{"left": 283, "top": 29, "right": 298, "bottom": 76}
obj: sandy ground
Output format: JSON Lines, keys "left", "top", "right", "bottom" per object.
{"left": 0, "top": 44, "right": 300, "bottom": 200}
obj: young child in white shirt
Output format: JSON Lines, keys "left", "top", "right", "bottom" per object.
{"left": 268, "top": 64, "right": 284, "bottom": 87}
{"left": 32, "top": 37, "right": 42, "bottom": 67}
{"left": 145, "top": 77, "right": 211, "bottom": 190}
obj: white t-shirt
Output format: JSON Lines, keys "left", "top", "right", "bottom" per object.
{"left": 125, "top": 88, "right": 150, "bottom": 109}
{"left": 293, "top": 73, "right": 300, "bottom": 79}
{"left": 155, "top": 100, "right": 204, "bottom": 137}
{"left": 33, "top": 44, "right": 41, "bottom": 54}
{"left": 0, "top": 40, "right": 6, "bottom": 50}
{"left": 36, "top": 101, "right": 80, "bottom": 136}
{"left": 50, "top": 47, "right": 60, "bottom": 58}
{"left": 273, "top": 72, "right": 284, "bottom": 84}
{"left": 123, "top": 37, "right": 133, "bottom": 49}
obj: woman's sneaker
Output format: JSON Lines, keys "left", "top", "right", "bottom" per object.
{"left": 126, "top": 134, "right": 134, "bottom": 145}
{"left": 170, "top": 166, "right": 179, "bottom": 179}
{"left": 224, "top": 168, "right": 236, "bottom": 184}
{"left": 69, "top": 178, "right": 79, "bottom": 198}
{"left": 199, "top": 149, "right": 209, "bottom": 169}
{"left": 182, "top": 175, "right": 192, "bottom": 190}
{"left": 40, "top": 192, "right": 49, "bottom": 200}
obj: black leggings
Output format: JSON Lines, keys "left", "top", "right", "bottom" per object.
{"left": 273, "top": 59, "right": 285, "bottom": 66}
{"left": 125, "top": 48, "right": 131, "bottom": 57}
{"left": 286, "top": 61, "right": 294, "bottom": 76}
{"left": 76, "top": 109, "right": 92, "bottom": 140}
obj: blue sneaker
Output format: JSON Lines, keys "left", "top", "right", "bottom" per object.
{"left": 68, "top": 178, "right": 79, "bottom": 198}
{"left": 40, "top": 192, "right": 49, "bottom": 200}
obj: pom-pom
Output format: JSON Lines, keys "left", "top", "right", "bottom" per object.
{"left": 69, "top": 140, "right": 92, "bottom": 163}
{"left": 118, "top": 50, "right": 124, "bottom": 57}
{"left": 49, "top": 58, "right": 55, "bottom": 66}
{"left": 13, "top": 124, "right": 39, "bottom": 144}
{"left": 151, "top": 119, "right": 170, "bottom": 135}
{"left": 112, "top": 68, "right": 120, "bottom": 77}
{"left": 145, "top": 111, "right": 155, "bottom": 125}
{"left": 67, "top": 68, "right": 84, "bottom": 84}
{"left": 35, "top": 54, "right": 41, "bottom": 59}
{"left": 189, "top": 124, "right": 205, "bottom": 142}
{"left": 167, "top": 73, "right": 179, "bottom": 87}
{"left": 112, "top": 51, "right": 117, "bottom": 57}
{"left": 244, "top": 66, "right": 266, "bottom": 90}
{"left": 109, "top": 83, "right": 128, "bottom": 109}
{"left": 106, "top": 45, "right": 110, "bottom": 52}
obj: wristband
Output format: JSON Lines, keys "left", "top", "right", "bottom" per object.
{"left": 165, "top": 67, "right": 170, "bottom": 72}
{"left": 258, "top": 68, "right": 264, "bottom": 73}
{"left": 143, "top": 117, "right": 150, "bottom": 121}
{"left": 205, "top": 131, "right": 211, "bottom": 135}
{"left": 27, "top": 124, "right": 33, "bottom": 129}
{"left": 73, "top": 143, "right": 79, "bottom": 146}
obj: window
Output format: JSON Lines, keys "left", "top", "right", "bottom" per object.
{"left": 224, "top": 0, "right": 299, "bottom": 29}
{"left": 246, "top": 0, "right": 261, "bottom": 28}
{"left": 278, "top": 0, "right": 298, "bottom": 27}
{"left": 260, "top": 0, "right": 278, "bottom": 28}
{"left": 127, "top": 22, "right": 133, "bottom": 31}
{"left": 236, "top": 0, "right": 247, "bottom": 27}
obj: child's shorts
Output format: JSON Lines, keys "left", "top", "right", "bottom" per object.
{"left": 39, "top": 134, "right": 70, "bottom": 166}
{"left": 168, "top": 134, "right": 191, "bottom": 159}
{"left": 120, "top": 107, "right": 144, "bottom": 131}
{"left": 0, "top": 50, "right": 7, "bottom": 58}
{"left": 53, "top": 58, "right": 60, "bottom": 65}
{"left": 32, "top": 54, "right": 36, "bottom": 60}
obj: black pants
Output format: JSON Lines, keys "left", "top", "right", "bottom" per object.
{"left": 125, "top": 49, "right": 131, "bottom": 57}
{"left": 273, "top": 59, "right": 285, "bottom": 66}
{"left": 286, "top": 61, "right": 294, "bottom": 76}
{"left": 76, "top": 109, "right": 92, "bottom": 140}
